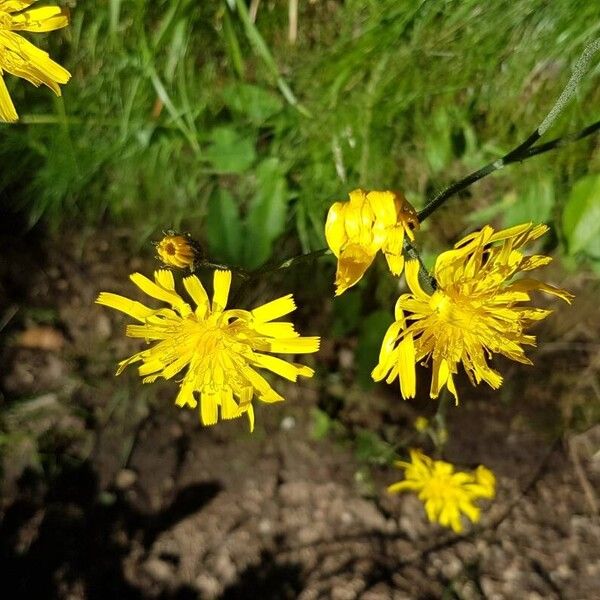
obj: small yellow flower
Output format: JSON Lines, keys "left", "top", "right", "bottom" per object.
{"left": 388, "top": 449, "right": 496, "bottom": 533}
{"left": 0, "top": 0, "right": 71, "bottom": 122}
{"left": 156, "top": 233, "right": 198, "bottom": 270}
{"left": 373, "top": 223, "right": 573, "bottom": 401}
{"left": 325, "top": 189, "right": 419, "bottom": 296}
{"left": 414, "top": 416, "right": 429, "bottom": 432}
{"left": 96, "top": 270, "right": 320, "bottom": 430}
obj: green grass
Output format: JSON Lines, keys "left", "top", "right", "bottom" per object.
{"left": 1, "top": 0, "right": 599, "bottom": 264}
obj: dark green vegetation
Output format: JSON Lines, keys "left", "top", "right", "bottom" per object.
{"left": 1, "top": 0, "right": 599, "bottom": 266}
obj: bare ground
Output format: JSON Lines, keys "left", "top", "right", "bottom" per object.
{"left": 1, "top": 226, "right": 600, "bottom": 600}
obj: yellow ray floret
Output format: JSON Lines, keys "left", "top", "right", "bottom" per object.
{"left": 96, "top": 270, "right": 320, "bottom": 431}
{"left": 0, "top": 0, "right": 71, "bottom": 122}
{"left": 325, "top": 189, "right": 419, "bottom": 296}
{"left": 388, "top": 449, "right": 496, "bottom": 533}
{"left": 372, "top": 223, "right": 573, "bottom": 401}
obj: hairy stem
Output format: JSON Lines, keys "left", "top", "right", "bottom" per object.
{"left": 418, "top": 38, "right": 600, "bottom": 222}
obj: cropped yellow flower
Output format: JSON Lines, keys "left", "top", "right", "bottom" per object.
{"left": 325, "top": 189, "right": 419, "bottom": 296}
{"left": 155, "top": 233, "right": 198, "bottom": 270}
{"left": 0, "top": 0, "right": 71, "bottom": 122}
{"left": 96, "top": 270, "right": 320, "bottom": 430}
{"left": 373, "top": 223, "right": 573, "bottom": 401}
{"left": 389, "top": 449, "right": 496, "bottom": 533}
{"left": 414, "top": 416, "right": 429, "bottom": 432}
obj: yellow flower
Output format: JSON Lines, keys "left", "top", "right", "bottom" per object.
{"left": 388, "top": 449, "right": 496, "bottom": 533}
{"left": 96, "top": 270, "right": 320, "bottom": 430}
{"left": 373, "top": 223, "right": 573, "bottom": 401}
{"left": 325, "top": 189, "right": 419, "bottom": 296}
{"left": 414, "top": 416, "right": 429, "bottom": 432}
{"left": 0, "top": 0, "right": 71, "bottom": 122}
{"left": 155, "top": 233, "right": 198, "bottom": 270}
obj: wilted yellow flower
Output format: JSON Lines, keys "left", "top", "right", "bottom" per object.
{"left": 388, "top": 449, "right": 495, "bottom": 533}
{"left": 0, "top": 0, "right": 71, "bottom": 122}
{"left": 96, "top": 269, "right": 320, "bottom": 430}
{"left": 325, "top": 189, "right": 419, "bottom": 296}
{"left": 373, "top": 223, "right": 573, "bottom": 401}
{"left": 156, "top": 233, "right": 198, "bottom": 270}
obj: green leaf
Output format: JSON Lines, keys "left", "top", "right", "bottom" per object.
{"left": 222, "top": 83, "right": 283, "bottom": 125}
{"left": 424, "top": 109, "right": 452, "bottom": 174}
{"left": 244, "top": 158, "right": 289, "bottom": 269}
{"left": 331, "top": 291, "right": 362, "bottom": 338}
{"left": 205, "top": 188, "right": 243, "bottom": 264}
{"left": 502, "top": 176, "right": 555, "bottom": 227}
{"left": 354, "top": 429, "right": 395, "bottom": 465}
{"left": 204, "top": 127, "right": 256, "bottom": 174}
{"left": 356, "top": 310, "right": 393, "bottom": 389}
{"left": 311, "top": 408, "right": 332, "bottom": 440}
{"left": 562, "top": 174, "right": 600, "bottom": 258}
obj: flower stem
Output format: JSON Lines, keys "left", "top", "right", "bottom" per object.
{"left": 431, "top": 388, "right": 451, "bottom": 455}
{"left": 418, "top": 37, "right": 600, "bottom": 223}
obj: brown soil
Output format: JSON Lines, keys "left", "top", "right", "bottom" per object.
{"left": 1, "top": 222, "right": 599, "bottom": 600}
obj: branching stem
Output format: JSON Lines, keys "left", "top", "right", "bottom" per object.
{"left": 418, "top": 38, "right": 600, "bottom": 222}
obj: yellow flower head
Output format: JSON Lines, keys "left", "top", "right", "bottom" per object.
{"left": 96, "top": 270, "right": 320, "bottom": 431}
{"left": 155, "top": 233, "right": 198, "bottom": 270}
{"left": 388, "top": 449, "right": 496, "bottom": 533}
{"left": 0, "top": 0, "right": 71, "bottom": 122}
{"left": 414, "top": 416, "right": 429, "bottom": 432}
{"left": 325, "top": 189, "right": 419, "bottom": 296}
{"left": 373, "top": 223, "right": 573, "bottom": 401}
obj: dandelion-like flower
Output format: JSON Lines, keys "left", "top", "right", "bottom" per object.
{"left": 325, "top": 189, "right": 419, "bottom": 296}
{"left": 373, "top": 223, "right": 573, "bottom": 401}
{"left": 389, "top": 449, "right": 496, "bottom": 533}
{"left": 96, "top": 269, "right": 320, "bottom": 430}
{"left": 0, "top": 0, "right": 71, "bottom": 122}
{"left": 155, "top": 233, "right": 198, "bottom": 270}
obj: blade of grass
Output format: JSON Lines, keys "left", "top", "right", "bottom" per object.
{"left": 232, "top": 0, "right": 311, "bottom": 117}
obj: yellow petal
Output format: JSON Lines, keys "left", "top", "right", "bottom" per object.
{"left": 0, "top": 74, "right": 18, "bottom": 122}
{"left": 397, "top": 333, "right": 416, "bottom": 399}
{"left": 367, "top": 190, "right": 397, "bottom": 226}
{"left": 0, "top": 31, "right": 71, "bottom": 92}
{"left": 0, "top": 2, "right": 36, "bottom": 12}
{"left": 324, "top": 202, "right": 348, "bottom": 257}
{"left": 251, "top": 294, "right": 296, "bottom": 322}
{"left": 430, "top": 358, "right": 450, "bottom": 398}
{"left": 155, "top": 269, "right": 175, "bottom": 290}
{"left": 253, "top": 322, "right": 298, "bottom": 338}
{"left": 246, "top": 404, "right": 255, "bottom": 432}
{"left": 183, "top": 275, "right": 210, "bottom": 318}
{"left": 268, "top": 337, "right": 320, "bottom": 354}
{"left": 241, "top": 365, "right": 284, "bottom": 402}
{"left": 385, "top": 252, "right": 404, "bottom": 277}
{"left": 130, "top": 272, "right": 182, "bottom": 306}
{"left": 95, "top": 292, "right": 154, "bottom": 322}
{"left": 200, "top": 391, "right": 219, "bottom": 425}
{"left": 212, "top": 270, "right": 231, "bottom": 312}
{"left": 8, "top": 6, "right": 69, "bottom": 32}
{"left": 253, "top": 353, "right": 306, "bottom": 381}
{"left": 335, "top": 244, "right": 375, "bottom": 296}
{"left": 404, "top": 259, "right": 430, "bottom": 302}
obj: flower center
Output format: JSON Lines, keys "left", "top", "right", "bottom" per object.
{"left": 430, "top": 290, "right": 479, "bottom": 332}
{"left": 424, "top": 475, "right": 455, "bottom": 500}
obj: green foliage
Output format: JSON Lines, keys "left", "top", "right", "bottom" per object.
{"left": 205, "top": 157, "right": 288, "bottom": 268}
{"left": 244, "top": 158, "right": 289, "bottom": 268}
{"left": 562, "top": 174, "right": 600, "bottom": 260}
{"left": 204, "top": 127, "right": 257, "bottom": 174}
{"left": 1, "top": 0, "right": 599, "bottom": 265}
{"left": 356, "top": 310, "right": 394, "bottom": 389}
